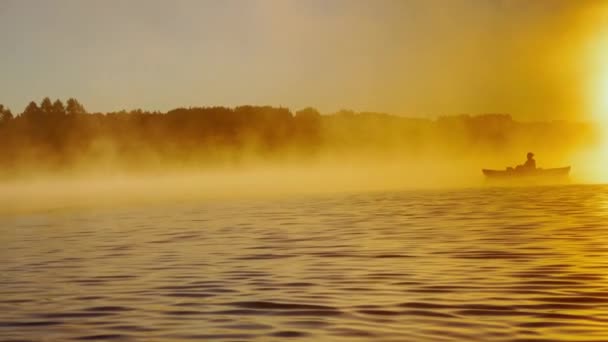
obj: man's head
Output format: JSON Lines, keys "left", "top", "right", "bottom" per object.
{"left": 527, "top": 152, "right": 534, "bottom": 159}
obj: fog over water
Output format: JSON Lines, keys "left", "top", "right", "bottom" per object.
{"left": 0, "top": 145, "right": 598, "bottom": 215}
{"left": 0, "top": 102, "right": 602, "bottom": 214}
{"left": 1, "top": 1, "right": 608, "bottom": 341}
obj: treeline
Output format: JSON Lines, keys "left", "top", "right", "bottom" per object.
{"left": 0, "top": 98, "right": 597, "bottom": 175}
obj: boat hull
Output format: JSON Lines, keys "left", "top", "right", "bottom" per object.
{"left": 482, "top": 167, "right": 571, "bottom": 183}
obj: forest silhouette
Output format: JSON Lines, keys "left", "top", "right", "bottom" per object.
{"left": 0, "top": 98, "right": 597, "bottom": 178}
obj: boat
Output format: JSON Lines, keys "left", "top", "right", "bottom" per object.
{"left": 482, "top": 166, "right": 571, "bottom": 182}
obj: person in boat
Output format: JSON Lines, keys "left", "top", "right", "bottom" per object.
{"left": 515, "top": 152, "right": 536, "bottom": 171}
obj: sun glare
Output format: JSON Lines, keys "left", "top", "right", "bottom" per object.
{"left": 595, "top": 46, "right": 608, "bottom": 124}
{"left": 581, "top": 7, "right": 608, "bottom": 183}
{"left": 595, "top": 43, "right": 608, "bottom": 182}
{"left": 588, "top": 79, "right": 608, "bottom": 182}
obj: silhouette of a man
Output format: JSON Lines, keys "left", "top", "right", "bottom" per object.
{"left": 523, "top": 152, "right": 536, "bottom": 170}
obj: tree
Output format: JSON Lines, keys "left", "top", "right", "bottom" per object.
{"left": 22, "top": 101, "right": 41, "bottom": 120}
{"left": 0, "top": 105, "right": 13, "bottom": 124}
{"left": 52, "top": 99, "right": 66, "bottom": 116}
{"left": 66, "top": 98, "right": 86, "bottom": 115}
{"left": 294, "top": 107, "right": 322, "bottom": 146}
{"left": 40, "top": 97, "right": 53, "bottom": 114}
{"left": 295, "top": 107, "right": 321, "bottom": 121}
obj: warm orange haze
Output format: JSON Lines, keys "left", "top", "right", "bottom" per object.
{"left": 0, "top": 0, "right": 607, "bottom": 204}
{"left": 1, "top": 1, "right": 608, "bottom": 342}
{"left": 0, "top": 99, "right": 601, "bottom": 212}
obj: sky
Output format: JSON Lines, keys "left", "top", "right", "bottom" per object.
{"left": 0, "top": 0, "right": 604, "bottom": 120}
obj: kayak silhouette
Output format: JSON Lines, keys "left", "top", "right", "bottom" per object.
{"left": 482, "top": 166, "right": 571, "bottom": 179}
{"left": 482, "top": 153, "right": 570, "bottom": 181}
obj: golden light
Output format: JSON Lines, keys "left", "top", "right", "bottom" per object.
{"left": 591, "top": 43, "right": 608, "bottom": 182}
{"left": 591, "top": 36, "right": 608, "bottom": 125}
{"left": 580, "top": 6, "right": 608, "bottom": 183}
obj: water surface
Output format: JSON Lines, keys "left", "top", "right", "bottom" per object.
{"left": 1, "top": 185, "right": 608, "bottom": 341}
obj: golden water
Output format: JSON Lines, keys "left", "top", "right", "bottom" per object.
{"left": 1, "top": 185, "right": 608, "bottom": 341}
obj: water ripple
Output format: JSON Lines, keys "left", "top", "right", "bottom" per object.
{"left": 1, "top": 185, "right": 607, "bottom": 341}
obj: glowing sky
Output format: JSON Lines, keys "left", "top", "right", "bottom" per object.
{"left": 0, "top": 0, "right": 601, "bottom": 119}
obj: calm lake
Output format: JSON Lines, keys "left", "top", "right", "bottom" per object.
{"left": 1, "top": 185, "right": 608, "bottom": 341}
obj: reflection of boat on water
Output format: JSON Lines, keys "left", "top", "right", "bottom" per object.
{"left": 482, "top": 166, "right": 571, "bottom": 182}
